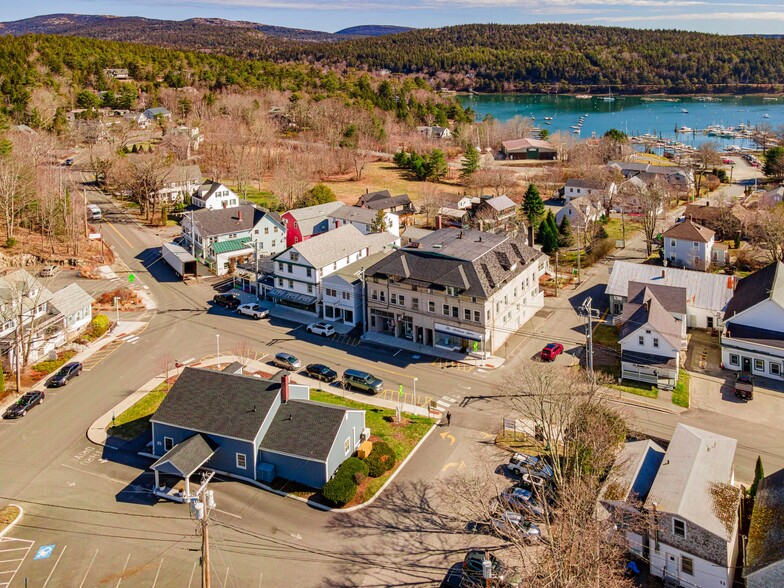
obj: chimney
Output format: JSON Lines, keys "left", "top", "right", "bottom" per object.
{"left": 237, "top": 210, "right": 242, "bottom": 222}
{"left": 661, "top": 269, "right": 666, "bottom": 278}
{"left": 436, "top": 215, "right": 442, "bottom": 230}
{"left": 527, "top": 224, "right": 534, "bottom": 247}
{"left": 281, "top": 374, "right": 290, "bottom": 404}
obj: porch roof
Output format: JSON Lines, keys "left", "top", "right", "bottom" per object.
{"left": 621, "top": 350, "right": 678, "bottom": 371}
{"left": 212, "top": 238, "right": 251, "bottom": 255}
{"left": 151, "top": 434, "right": 218, "bottom": 478}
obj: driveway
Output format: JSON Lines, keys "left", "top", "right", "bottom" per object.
{"left": 689, "top": 371, "right": 784, "bottom": 430}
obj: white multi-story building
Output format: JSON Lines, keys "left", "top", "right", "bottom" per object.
{"left": 321, "top": 252, "right": 389, "bottom": 327}
{"left": 182, "top": 205, "right": 286, "bottom": 275}
{"left": 562, "top": 178, "right": 617, "bottom": 204}
{"left": 663, "top": 219, "right": 715, "bottom": 272}
{"left": 365, "top": 228, "right": 547, "bottom": 357}
{"left": 191, "top": 180, "right": 240, "bottom": 210}
{"left": 269, "top": 224, "right": 399, "bottom": 316}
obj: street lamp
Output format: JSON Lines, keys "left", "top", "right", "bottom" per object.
{"left": 216, "top": 334, "right": 220, "bottom": 364}
{"left": 413, "top": 377, "right": 418, "bottom": 408}
{"left": 113, "top": 296, "right": 120, "bottom": 328}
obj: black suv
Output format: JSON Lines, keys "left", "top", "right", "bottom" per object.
{"left": 3, "top": 391, "right": 45, "bottom": 419}
{"left": 47, "top": 362, "right": 82, "bottom": 387}
{"left": 213, "top": 293, "right": 241, "bottom": 309}
{"left": 305, "top": 363, "right": 338, "bottom": 382}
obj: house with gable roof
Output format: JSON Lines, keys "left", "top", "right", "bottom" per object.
{"left": 356, "top": 190, "right": 415, "bottom": 216}
{"left": 555, "top": 195, "right": 601, "bottom": 229}
{"left": 473, "top": 195, "right": 518, "bottom": 233}
{"left": 281, "top": 201, "right": 344, "bottom": 247}
{"left": 150, "top": 367, "right": 367, "bottom": 499}
{"left": 644, "top": 424, "right": 739, "bottom": 588}
{"left": 722, "top": 260, "right": 784, "bottom": 379}
{"left": 182, "top": 204, "right": 285, "bottom": 275}
{"left": 191, "top": 180, "right": 240, "bottom": 210}
{"left": 618, "top": 283, "right": 685, "bottom": 387}
{"left": 501, "top": 138, "right": 557, "bottom": 161}
{"left": 601, "top": 424, "right": 740, "bottom": 588}
{"left": 270, "top": 224, "right": 398, "bottom": 316}
{"left": 663, "top": 219, "right": 715, "bottom": 272}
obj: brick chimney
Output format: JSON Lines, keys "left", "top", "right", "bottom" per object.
{"left": 237, "top": 210, "right": 242, "bottom": 222}
{"left": 527, "top": 224, "right": 534, "bottom": 247}
{"left": 281, "top": 374, "right": 290, "bottom": 404}
{"left": 436, "top": 215, "right": 442, "bottom": 230}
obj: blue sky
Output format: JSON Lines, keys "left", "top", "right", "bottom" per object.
{"left": 6, "top": 0, "right": 784, "bottom": 35}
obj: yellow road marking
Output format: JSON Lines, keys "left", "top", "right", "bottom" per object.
{"left": 439, "top": 431, "right": 456, "bottom": 446}
{"left": 103, "top": 219, "right": 134, "bottom": 249}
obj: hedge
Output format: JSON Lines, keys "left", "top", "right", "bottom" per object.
{"left": 79, "top": 314, "right": 110, "bottom": 343}
{"left": 321, "top": 457, "right": 368, "bottom": 507}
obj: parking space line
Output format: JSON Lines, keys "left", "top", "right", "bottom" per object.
{"left": 79, "top": 548, "right": 99, "bottom": 588}
{"left": 116, "top": 553, "right": 131, "bottom": 587}
{"left": 0, "top": 547, "right": 30, "bottom": 553}
{"left": 188, "top": 560, "right": 198, "bottom": 588}
{"left": 0, "top": 537, "right": 34, "bottom": 588}
{"left": 152, "top": 558, "right": 164, "bottom": 588}
{"left": 42, "top": 544, "right": 67, "bottom": 588}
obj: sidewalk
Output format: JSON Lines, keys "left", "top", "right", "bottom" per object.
{"left": 87, "top": 353, "right": 436, "bottom": 447}
{"left": 0, "top": 320, "right": 146, "bottom": 417}
{"left": 362, "top": 331, "right": 506, "bottom": 368}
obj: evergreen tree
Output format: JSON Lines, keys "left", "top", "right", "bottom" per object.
{"left": 540, "top": 222, "right": 559, "bottom": 254}
{"left": 523, "top": 183, "right": 545, "bottom": 232}
{"left": 604, "top": 128, "right": 629, "bottom": 143}
{"left": 558, "top": 215, "right": 573, "bottom": 247}
{"left": 425, "top": 149, "right": 449, "bottom": 181}
{"left": 370, "top": 210, "right": 388, "bottom": 233}
{"left": 750, "top": 456, "right": 765, "bottom": 500}
{"left": 296, "top": 183, "right": 336, "bottom": 208}
{"left": 545, "top": 210, "right": 558, "bottom": 235}
{"left": 460, "top": 145, "right": 479, "bottom": 178}
{"left": 763, "top": 146, "right": 784, "bottom": 180}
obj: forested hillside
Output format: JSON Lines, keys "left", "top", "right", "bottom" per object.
{"left": 270, "top": 24, "right": 784, "bottom": 94}
{"left": 0, "top": 34, "right": 470, "bottom": 127}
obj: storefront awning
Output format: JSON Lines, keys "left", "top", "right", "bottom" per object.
{"left": 267, "top": 288, "right": 317, "bottom": 307}
{"left": 434, "top": 322, "right": 483, "bottom": 342}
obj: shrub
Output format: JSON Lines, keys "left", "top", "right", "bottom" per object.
{"left": 340, "top": 457, "right": 369, "bottom": 479}
{"left": 79, "top": 314, "right": 110, "bottom": 343}
{"left": 366, "top": 441, "right": 396, "bottom": 477}
{"left": 321, "top": 474, "right": 356, "bottom": 507}
{"left": 5, "top": 237, "right": 17, "bottom": 248}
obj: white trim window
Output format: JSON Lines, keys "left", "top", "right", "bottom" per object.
{"left": 236, "top": 453, "right": 247, "bottom": 470}
{"left": 754, "top": 358, "right": 765, "bottom": 372}
{"left": 344, "top": 437, "right": 351, "bottom": 454}
{"left": 681, "top": 556, "right": 694, "bottom": 576}
{"left": 673, "top": 518, "right": 686, "bottom": 538}
{"left": 163, "top": 437, "right": 174, "bottom": 451}
{"left": 729, "top": 354, "right": 739, "bottom": 366}
{"left": 772, "top": 363, "right": 781, "bottom": 377}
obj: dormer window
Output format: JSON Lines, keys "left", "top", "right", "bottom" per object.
{"left": 446, "top": 286, "right": 458, "bottom": 296}
{"left": 673, "top": 518, "right": 686, "bottom": 538}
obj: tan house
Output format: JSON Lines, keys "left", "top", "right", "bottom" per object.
{"left": 364, "top": 228, "right": 547, "bottom": 357}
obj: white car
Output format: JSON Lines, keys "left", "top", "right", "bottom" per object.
{"left": 236, "top": 303, "right": 269, "bottom": 320}
{"left": 306, "top": 322, "right": 335, "bottom": 337}
{"left": 490, "top": 511, "right": 541, "bottom": 541}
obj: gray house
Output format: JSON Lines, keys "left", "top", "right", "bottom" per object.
{"left": 150, "top": 367, "right": 367, "bottom": 498}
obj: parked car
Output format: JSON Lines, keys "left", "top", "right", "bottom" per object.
{"left": 46, "top": 362, "right": 82, "bottom": 387}
{"left": 540, "top": 342, "right": 564, "bottom": 361}
{"left": 272, "top": 353, "right": 301, "bottom": 370}
{"left": 213, "top": 292, "right": 241, "bottom": 309}
{"left": 64, "top": 158, "right": 74, "bottom": 166}
{"left": 734, "top": 372, "right": 754, "bottom": 401}
{"left": 499, "top": 487, "right": 545, "bottom": 517}
{"left": 490, "top": 511, "right": 541, "bottom": 542}
{"left": 3, "top": 391, "right": 45, "bottom": 419}
{"left": 342, "top": 369, "right": 383, "bottom": 394}
{"left": 236, "top": 303, "right": 269, "bottom": 319}
{"left": 39, "top": 265, "right": 60, "bottom": 278}
{"left": 306, "top": 322, "right": 335, "bottom": 337}
{"left": 462, "top": 550, "right": 505, "bottom": 585}
{"left": 507, "top": 452, "right": 554, "bottom": 479}
{"left": 305, "top": 363, "right": 337, "bottom": 382}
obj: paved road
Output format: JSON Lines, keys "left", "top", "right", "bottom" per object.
{"left": 0, "top": 162, "right": 782, "bottom": 586}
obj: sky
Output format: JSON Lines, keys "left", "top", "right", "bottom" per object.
{"left": 4, "top": 0, "right": 784, "bottom": 35}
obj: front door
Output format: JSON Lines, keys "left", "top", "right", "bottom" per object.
{"left": 743, "top": 357, "right": 752, "bottom": 372}
{"left": 664, "top": 553, "right": 678, "bottom": 581}
{"left": 707, "top": 316, "right": 714, "bottom": 329}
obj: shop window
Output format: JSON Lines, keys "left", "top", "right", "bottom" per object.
{"left": 729, "top": 354, "right": 739, "bottom": 366}
{"left": 755, "top": 358, "right": 765, "bottom": 371}
{"left": 772, "top": 363, "right": 781, "bottom": 376}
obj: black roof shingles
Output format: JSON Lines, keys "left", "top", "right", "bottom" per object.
{"left": 260, "top": 400, "right": 349, "bottom": 461}
{"left": 152, "top": 368, "right": 280, "bottom": 442}
{"left": 725, "top": 261, "right": 783, "bottom": 319}
{"left": 151, "top": 433, "right": 218, "bottom": 477}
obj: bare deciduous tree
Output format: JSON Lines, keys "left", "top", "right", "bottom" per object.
{"left": 231, "top": 340, "right": 254, "bottom": 367}
{"left": 748, "top": 205, "right": 784, "bottom": 262}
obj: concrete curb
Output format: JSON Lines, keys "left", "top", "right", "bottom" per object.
{"left": 608, "top": 394, "right": 683, "bottom": 415}
{"left": 0, "top": 504, "right": 24, "bottom": 539}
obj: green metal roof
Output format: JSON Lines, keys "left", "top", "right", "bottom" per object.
{"left": 212, "top": 238, "right": 251, "bottom": 255}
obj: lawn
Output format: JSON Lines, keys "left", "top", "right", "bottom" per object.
{"left": 604, "top": 218, "right": 640, "bottom": 243}
{"left": 107, "top": 382, "right": 168, "bottom": 441}
{"left": 227, "top": 185, "right": 281, "bottom": 210}
{"left": 593, "top": 324, "right": 620, "bottom": 351}
{"left": 310, "top": 390, "right": 435, "bottom": 503}
{"left": 672, "top": 370, "right": 690, "bottom": 408}
{"left": 600, "top": 366, "right": 659, "bottom": 399}
{"left": 0, "top": 505, "right": 20, "bottom": 534}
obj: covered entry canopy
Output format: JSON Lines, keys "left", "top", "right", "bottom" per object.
{"left": 152, "top": 434, "right": 217, "bottom": 501}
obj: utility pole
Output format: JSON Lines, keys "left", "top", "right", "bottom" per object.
{"left": 580, "top": 296, "right": 602, "bottom": 379}
{"left": 576, "top": 224, "right": 582, "bottom": 286}
{"left": 189, "top": 210, "right": 199, "bottom": 280}
{"left": 554, "top": 252, "right": 559, "bottom": 298}
{"left": 190, "top": 484, "right": 216, "bottom": 588}
{"left": 359, "top": 266, "right": 367, "bottom": 334}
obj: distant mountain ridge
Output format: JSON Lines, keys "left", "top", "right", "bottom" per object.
{"left": 0, "top": 14, "right": 412, "bottom": 45}
{"left": 335, "top": 25, "right": 413, "bottom": 37}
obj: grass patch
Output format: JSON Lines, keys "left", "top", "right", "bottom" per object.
{"left": 31, "top": 350, "right": 77, "bottom": 377}
{"left": 593, "top": 324, "right": 620, "bottom": 351}
{"left": 672, "top": 370, "right": 690, "bottom": 408}
{"left": 107, "top": 382, "right": 169, "bottom": 441}
{"left": 0, "top": 504, "right": 20, "bottom": 532}
{"left": 601, "top": 366, "right": 659, "bottom": 399}
{"left": 310, "top": 390, "right": 434, "bottom": 504}
{"left": 228, "top": 186, "right": 281, "bottom": 210}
